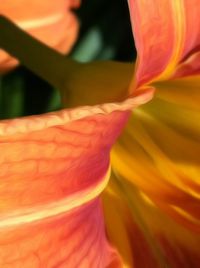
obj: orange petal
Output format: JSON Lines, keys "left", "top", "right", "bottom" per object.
{"left": 171, "top": 0, "right": 200, "bottom": 78}
{"left": 128, "top": 0, "right": 185, "bottom": 87}
{"left": 129, "top": 0, "right": 200, "bottom": 86}
{"left": 106, "top": 76, "right": 200, "bottom": 266}
{"left": 0, "top": 0, "right": 80, "bottom": 72}
{"left": 0, "top": 92, "right": 149, "bottom": 267}
{"left": 173, "top": 51, "right": 200, "bottom": 79}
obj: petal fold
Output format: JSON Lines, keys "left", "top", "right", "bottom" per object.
{"left": 128, "top": 0, "right": 200, "bottom": 87}
{"left": 0, "top": 102, "right": 132, "bottom": 267}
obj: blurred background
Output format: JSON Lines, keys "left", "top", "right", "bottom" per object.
{"left": 0, "top": 0, "right": 136, "bottom": 119}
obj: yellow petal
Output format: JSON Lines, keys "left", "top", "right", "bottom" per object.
{"left": 103, "top": 76, "right": 200, "bottom": 267}
{"left": 103, "top": 174, "right": 200, "bottom": 267}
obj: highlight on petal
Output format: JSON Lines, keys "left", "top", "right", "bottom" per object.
{"left": 0, "top": 0, "right": 80, "bottom": 72}
{"left": 128, "top": 0, "right": 200, "bottom": 86}
{"left": 105, "top": 76, "right": 200, "bottom": 267}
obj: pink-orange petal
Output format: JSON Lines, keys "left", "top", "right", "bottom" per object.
{"left": 0, "top": 91, "right": 150, "bottom": 267}
{"left": 128, "top": 0, "right": 187, "bottom": 88}
{"left": 173, "top": 51, "right": 200, "bottom": 79}
{"left": 129, "top": 0, "right": 200, "bottom": 84}
{"left": 178, "top": 0, "right": 200, "bottom": 62}
{"left": 0, "top": 0, "right": 80, "bottom": 72}
{"left": 128, "top": 0, "right": 179, "bottom": 87}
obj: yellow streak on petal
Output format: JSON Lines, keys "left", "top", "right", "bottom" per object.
{"left": 113, "top": 174, "right": 167, "bottom": 267}
{"left": 171, "top": 205, "right": 200, "bottom": 225}
{"left": 156, "top": 0, "right": 186, "bottom": 81}
{"left": 139, "top": 191, "right": 155, "bottom": 207}
{"left": 122, "top": 264, "right": 130, "bottom": 268}
{"left": 131, "top": 109, "right": 197, "bottom": 196}
{"left": 0, "top": 166, "right": 111, "bottom": 228}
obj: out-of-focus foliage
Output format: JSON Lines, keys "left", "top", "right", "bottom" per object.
{"left": 0, "top": 0, "right": 135, "bottom": 119}
{"left": 72, "top": 0, "right": 135, "bottom": 62}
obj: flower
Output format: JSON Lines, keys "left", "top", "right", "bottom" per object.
{"left": 0, "top": 84, "right": 152, "bottom": 267}
{"left": 0, "top": 0, "right": 80, "bottom": 72}
{"left": 102, "top": 1, "right": 200, "bottom": 267}
{"left": 0, "top": 6, "right": 153, "bottom": 267}
{"left": 0, "top": 0, "right": 200, "bottom": 267}
{"left": 0, "top": 7, "right": 153, "bottom": 267}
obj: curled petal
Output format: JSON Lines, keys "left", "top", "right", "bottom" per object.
{"left": 0, "top": 86, "right": 151, "bottom": 267}
{"left": 128, "top": 1, "right": 200, "bottom": 86}
{"left": 171, "top": 0, "right": 200, "bottom": 78}
{"left": 128, "top": 0, "right": 186, "bottom": 87}
{"left": 173, "top": 51, "right": 200, "bottom": 79}
{"left": 178, "top": 0, "right": 200, "bottom": 63}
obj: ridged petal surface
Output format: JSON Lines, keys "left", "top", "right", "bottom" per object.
{"left": 0, "top": 95, "right": 151, "bottom": 267}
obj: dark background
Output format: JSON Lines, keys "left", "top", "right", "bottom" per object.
{"left": 0, "top": 0, "right": 136, "bottom": 119}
